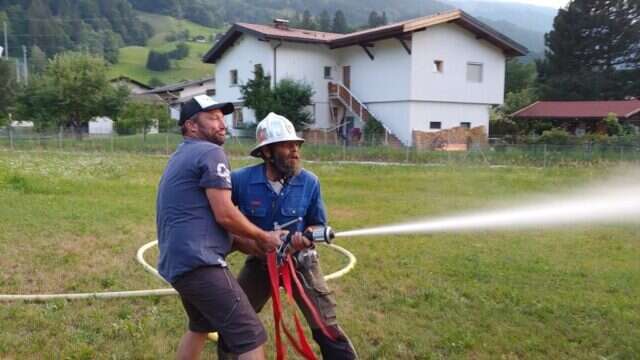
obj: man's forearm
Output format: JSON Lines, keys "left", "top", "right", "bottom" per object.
{"left": 230, "top": 234, "right": 262, "bottom": 256}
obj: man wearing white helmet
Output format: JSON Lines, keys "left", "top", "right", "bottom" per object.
{"left": 222, "top": 112, "right": 357, "bottom": 359}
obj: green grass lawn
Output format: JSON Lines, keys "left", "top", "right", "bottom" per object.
{"left": 108, "top": 12, "right": 223, "bottom": 85}
{"left": 0, "top": 151, "right": 638, "bottom": 359}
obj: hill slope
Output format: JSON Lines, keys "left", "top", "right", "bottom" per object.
{"left": 108, "top": 12, "right": 222, "bottom": 85}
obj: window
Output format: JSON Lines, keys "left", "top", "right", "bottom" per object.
{"left": 230, "top": 69, "right": 238, "bottom": 85}
{"left": 206, "top": 89, "right": 216, "bottom": 96}
{"left": 466, "top": 62, "right": 483, "bottom": 83}
{"left": 460, "top": 122, "right": 471, "bottom": 129}
{"left": 433, "top": 60, "right": 443, "bottom": 73}
{"left": 324, "top": 66, "right": 332, "bottom": 79}
{"left": 430, "top": 121, "right": 442, "bottom": 130}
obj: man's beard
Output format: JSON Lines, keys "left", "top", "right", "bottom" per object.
{"left": 272, "top": 153, "right": 301, "bottom": 178}
{"left": 204, "top": 130, "right": 225, "bottom": 145}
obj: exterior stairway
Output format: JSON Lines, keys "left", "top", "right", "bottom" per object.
{"left": 328, "top": 81, "right": 404, "bottom": 147}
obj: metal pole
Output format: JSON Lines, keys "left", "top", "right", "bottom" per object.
{"left": 15, "top": 58, "right": 20, "bottom": 83}
{"left": 22, "top": 45, "right": 28, "bottom": 85}
{"left": 3, "top": 21, "right": 8, "bottom": 59}
{"left": 8, "top": 114, "right": 13, "bottom": 150}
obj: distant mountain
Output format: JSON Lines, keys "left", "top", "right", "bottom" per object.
{"left": 125, "top": 0, "right": 554, "bottom": 62}
{"left": 445, "top": 0, "right": 557, "bottom": 35}
{"left": 444, "top": 0, "right": 560, "bottom": 59}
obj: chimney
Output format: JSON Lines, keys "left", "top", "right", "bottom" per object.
{"left": 273, "top": 18, "right": 289, "bottom": 30}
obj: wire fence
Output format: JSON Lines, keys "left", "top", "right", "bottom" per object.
{"left": 1, "top": 128, "right": 640, "bottom": 167}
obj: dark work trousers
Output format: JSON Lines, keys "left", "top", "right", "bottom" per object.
{"left": 218, "top": 249, "right": 357, "bottom": 359}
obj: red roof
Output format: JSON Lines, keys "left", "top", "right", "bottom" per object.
{"left": 512, "top": 100, "right": 640, "bottom": 119}
{"left": 236, "top": 23, "right": 341, "bottom": 42}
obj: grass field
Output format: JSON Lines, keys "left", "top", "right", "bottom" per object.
{"left": 0, "top": 150, "right": 639, "bottom": 359}
{"left": 108, "top": 12, "right": 223, "bottom": 84}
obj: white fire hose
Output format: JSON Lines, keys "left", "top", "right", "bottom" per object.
{"left": 0, "top": 240, "right": 356, "bottom": 302}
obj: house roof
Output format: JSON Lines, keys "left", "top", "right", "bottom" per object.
{"left": 142, "top": 76, "right": 215, "bottom": 95}
{"left": 109, "top": 76, "right": 152, "bottom": 90}
{"left": 511, "top": 100, "right": 640, "bottom": 119}
{"left": 202, "top": 9, "right": 528, "bottom": 64}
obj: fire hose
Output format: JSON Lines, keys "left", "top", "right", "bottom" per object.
{"left": 0, "top": 234, "right": 356, "bottom": 301}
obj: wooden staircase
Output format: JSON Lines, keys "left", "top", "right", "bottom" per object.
{"left": 328, "top": 81, "right": 404, "bottom": 147}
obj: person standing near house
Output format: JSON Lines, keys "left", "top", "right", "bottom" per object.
{"left": 220, "top": 113, "right": 358, "bottom": 359}
{"left": 156, "top": 95, "right": 284, "bottom": 360}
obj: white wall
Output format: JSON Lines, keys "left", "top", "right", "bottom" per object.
{"left": 215, "top": 35, "right": 274, "bottom": 124}
{"left": 212, "top": 22, "right": 508, "bottom": 138}
{"left": 366, "top": 102, "right": 412, "bottom": 144}
{"left": 89, "top": 117, "right": 113, "bottom": 135}
{"left": 179, "top": 79, "right": 215, "bottom": 101}
{"left": 336, "top": 38, "right": 412, "bottom": 103}
{"left": 275, "top": 42, "right": 338, "bottom": 129}
{"left": 411, "top": 24, "right": 506, "bottom": 105}
{"left": 410, "top": 102, "right": 490, "bottom": 134}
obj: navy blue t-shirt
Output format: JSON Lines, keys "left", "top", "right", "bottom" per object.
{"left": 156, "top": 138, "right": 233, "bottom": 284}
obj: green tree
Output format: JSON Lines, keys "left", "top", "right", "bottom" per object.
{"left": 117, "top": 101, "right": 170, "bottom": 139}
{"left": 603, "top": 112, "right": 623, "bottom": 136}
{"left": 0, "top": 59, "right": 16, "bottom": 126}
{"left": 537, "top": 0, "right": 640, "bottom": 100}
{"left": 300, "top": 10, "right": 316, "bottom": 30}
{"left": 331, "top": 10, "right": 349, "bottom": 34}
{"left": 29, "top": 45, "right": 48, "bottom": 75}
{"left": 506, "top": 59, "right": 537, "bottom": 94}
{"left": 15, "top": 52, "right": 129, "bottom": 136}
{"left": 146, "top": 50, "right": 171, "bottom": 71}
{"left": 240, "top": 65, "right": 274, "bottom": 121}
{"left": 271, "top": 79, "right": 314, "bottom": 129}
{"left": 240, "top": 67, "right": 314, "bottom": 129}
{"left": 367, "top": 11, "right": 387, "bottom": 28}
{"left": 318, "top": 10, "right": 331, "bottom": 32}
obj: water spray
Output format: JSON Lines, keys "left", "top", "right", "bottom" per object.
{"left": 334, "top": 180, "right": 640, "bottom": 239}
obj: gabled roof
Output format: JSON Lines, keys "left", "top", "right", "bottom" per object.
{"left": 511, "top": 100, "right": 640, "bottom": 119}
{"left": 203, "top": 9, "right": 527, "bottom": 64}
{"left": 142, "top": 76, "right": 215, "bottom": 95}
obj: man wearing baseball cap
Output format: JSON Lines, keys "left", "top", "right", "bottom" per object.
{"left": 156, "top": 95, "right": 284, "bottom": 359}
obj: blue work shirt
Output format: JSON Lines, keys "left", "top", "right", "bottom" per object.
{"left": 156, "top": 138, "right": 233, "bottom": 284}
{"left": 231, "top": 163, "right": 327, "bottom": 234}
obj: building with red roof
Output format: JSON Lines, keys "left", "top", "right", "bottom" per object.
{"left": 512, "top": 100, "right": 640, "bottom": 135}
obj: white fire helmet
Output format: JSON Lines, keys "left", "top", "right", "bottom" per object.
{"left": 250, "top": 112, "right": 305, "bottom": 158}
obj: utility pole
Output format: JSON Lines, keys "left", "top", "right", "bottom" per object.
{"left": 22, "top": 45, "right": 28, "bottom": 85}
{"left": 3, "top": 21, "right": 8, "bottom": 59}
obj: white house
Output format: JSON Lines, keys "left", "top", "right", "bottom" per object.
{"left": 142, "top": 76, "right": 216, "bottom": 121}
{"left": 203, "top": 10, "right": 527, "bottom": 145}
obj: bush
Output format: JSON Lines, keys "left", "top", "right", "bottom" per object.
{"left": 538, "top": 128, "right": 570, "bottom": 145}
{"left": 603, "top": 113, "right": 623, "bottom": 136}
{"left": 240, "top": 68, "right": 314, "bottom": 130}
{"left": 363, "top": 117, "right": 386, "bottom": 145}
{"left": 168, "top": 43, "right": 189, "bottom": 60}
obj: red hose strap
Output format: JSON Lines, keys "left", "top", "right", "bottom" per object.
{"left": 267, "top": 251, "right": 336, "bottom": 359}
